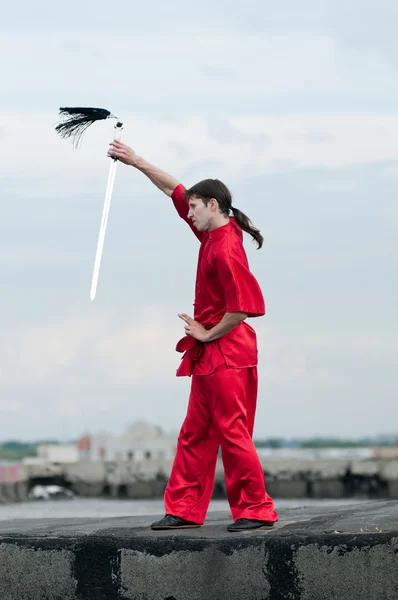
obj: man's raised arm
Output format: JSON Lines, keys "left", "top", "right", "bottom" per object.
{"left": 108, "top": 140, "right": 202, "bottom": 241}
{"left": 108, "top": 140, "right": 179, "bottom": 197}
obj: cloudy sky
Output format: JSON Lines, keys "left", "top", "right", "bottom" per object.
{"left": 1, "top": 0, "right": 397, "bottom": 442}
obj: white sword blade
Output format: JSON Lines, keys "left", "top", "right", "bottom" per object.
{"left": 90, "top": 159, "right": 118, "bottom": 301}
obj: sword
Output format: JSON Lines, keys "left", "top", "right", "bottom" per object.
{"left": 90, "top": 120, "right": 123, "bottom": 301}
{"left": 54, "top": 107, "right": 123, "bottom": 301}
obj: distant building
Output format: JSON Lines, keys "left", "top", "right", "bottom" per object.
{"left": 76, "top": 421, "right": 178, "bottom": 461}
{"left": 77, "top": 434, "right": 91, "bottom": 459}
{"left": 26, "top": 444, "right": 80, "bottom": 464}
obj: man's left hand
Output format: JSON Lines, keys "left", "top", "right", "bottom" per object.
{"left": 178, "top": 313, "right": 209, "bottom": 342}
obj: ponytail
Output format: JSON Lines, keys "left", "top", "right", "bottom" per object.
{"left": 231, "top": 207, "right": 264, "bottom": 249}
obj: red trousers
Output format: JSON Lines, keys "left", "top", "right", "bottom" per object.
{"left": 164, "top": 364, "right": 278, "bottom": 523}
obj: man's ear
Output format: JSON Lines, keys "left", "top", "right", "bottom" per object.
{"left": 210, "top": 197, "right": 218, "bottom": 212}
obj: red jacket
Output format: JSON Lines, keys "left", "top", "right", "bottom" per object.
{"left": 172, "top": 183, "right": 265, "bottom": 376}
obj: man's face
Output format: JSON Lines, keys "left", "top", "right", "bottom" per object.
{"left": 187, "top": 196, "right": 213, "bottom": 231}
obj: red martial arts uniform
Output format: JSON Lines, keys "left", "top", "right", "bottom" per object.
{"left": 164, "top": 184, "right": 278, "bottom": 524}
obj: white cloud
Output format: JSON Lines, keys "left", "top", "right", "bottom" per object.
{"left": 0, "top": 247, "right": 86, "bottom": 267}
{"left": 3, "top": 308, "right": 396, "bottom": 390}
{"left": 0, "top": 308, "right": 397, "bottom": 438}
{"left": 0, "top": 307, "right": 180, "bottom": 387}
{"left": 3, "top": 23, "right": 398, "bottom": 119}
{"left": 2, "top": 313, "right": 108, "bottom": 385}
{"left": 3, "top": 113, "right": 398, "bottom": 202}
{"left": 313, "top": 180, "right": 362, "bottom": 193}
{"left": 256, "top": 325, "right": 398, "bottom": 385}
{"left": 229, "top": 115, "right": 398, "bottom": 170}
{"left": 0, "top": 398, "right": 22, "bottom": 413}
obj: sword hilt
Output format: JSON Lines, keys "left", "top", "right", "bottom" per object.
{"left": 110, "top": 121, "right": 124, "bottom": 161}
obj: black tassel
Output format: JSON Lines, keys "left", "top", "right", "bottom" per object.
{"left": 55, "top": 107, "right": 117, "bottom": 148}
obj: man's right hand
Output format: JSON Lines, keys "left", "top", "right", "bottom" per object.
{"left": 108, "top": 140, "right": 141, "bottom": 168}
{"left": 107, "top": 139, "right": 180, "bottom": 197}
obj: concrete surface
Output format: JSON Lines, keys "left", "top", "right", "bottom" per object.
{"left": 1, "top": 500, "right": 398, "bottom": 599}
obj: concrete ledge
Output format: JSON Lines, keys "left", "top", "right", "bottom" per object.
{"left": 1, "top": 501, "right": 398, "bottom": 600}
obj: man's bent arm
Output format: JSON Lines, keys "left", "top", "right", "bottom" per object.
{"left": 205, "top": 312, "right": 247, "bottom": 342}
{"left": 108, "top": 140, "right": 179, "bottom": 197}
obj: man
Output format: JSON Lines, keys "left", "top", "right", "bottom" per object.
{"left": 108, "top": 140, "right": 278, "bottom": 532}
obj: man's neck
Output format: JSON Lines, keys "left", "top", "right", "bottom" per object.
{"left": 208, "top": 217, "right": 230, "bottom": 232}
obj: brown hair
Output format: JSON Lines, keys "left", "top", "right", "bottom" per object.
{"left": 185, "top": 179, "right": 264, "bottom": 249}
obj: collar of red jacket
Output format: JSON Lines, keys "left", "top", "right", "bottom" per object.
{"left": 208, "top": 219, "right": 234, "bottom": 241}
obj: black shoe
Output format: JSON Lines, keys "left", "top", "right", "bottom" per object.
{"left": 227, "top": 518, "right": 277, "bottom": 532}
{"left": 151, "top": 514, "right": 201, "bottom": 530}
